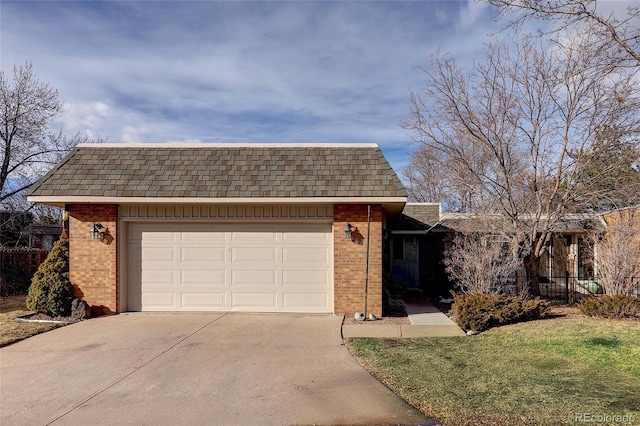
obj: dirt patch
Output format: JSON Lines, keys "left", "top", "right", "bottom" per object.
{"left": 0, "top": 295, "right": 28, "bottom": 313}
{"left": 547, "top": 304, "right": 584, "bottom": 319}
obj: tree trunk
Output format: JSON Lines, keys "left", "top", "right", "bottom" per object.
{"left": 523, "top": 255, "right": 541, "bottom": 297}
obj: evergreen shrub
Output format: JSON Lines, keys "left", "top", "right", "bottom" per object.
{"left": 451, "top": 293, "right": 549, "bottom": 332}
{"left": 25, "top": 238, "right": 74, "bottom": 316}
{"left": 579, "top": 295, "right": 640, "bottom": 320}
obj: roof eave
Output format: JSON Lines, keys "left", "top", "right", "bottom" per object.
{"left": 28, "top": 196, "right": 407, "bottom": 213}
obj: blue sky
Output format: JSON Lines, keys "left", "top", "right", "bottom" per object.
{"left": 3, "top": 0, "right": 520, "bottom": 176}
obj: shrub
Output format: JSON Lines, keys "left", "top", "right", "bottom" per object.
{"left": 444, "top": 228, "right": 521, "bottom": 295}
{"left": 451, "top": 292, "right": 549, "bottom": 332}
{"left": 579, "top": 295, "right": 640, "bottom": 320}
{"left": 26, "top": 238, "right": 74, "bottom": 316}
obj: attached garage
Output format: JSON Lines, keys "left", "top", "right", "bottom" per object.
{"left": 127, "top": 222, "right": 332, "bottom": 312}
{"left": 27, "top": 143, "right": 407, "bottom": 316}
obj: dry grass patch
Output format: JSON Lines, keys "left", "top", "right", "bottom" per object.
{"left": 0, "top": 296, "right": 65, "bottom": 347}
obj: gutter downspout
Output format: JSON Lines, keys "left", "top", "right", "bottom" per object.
{"left": 363, "top": 204, "right": 371, "bottom": 318}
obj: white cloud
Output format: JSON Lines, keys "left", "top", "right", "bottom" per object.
{"left": 59, "top": 101, "right": 111, "bottom": 136}
{"left": 458, "top": 0, "right": 491, "bottom": 29}
{"left": 120, "top": 125, "right": 146, "bottom": 143}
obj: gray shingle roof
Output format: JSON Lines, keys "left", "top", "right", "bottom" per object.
{"left": 390, "top": 203, "right": 441, "bottom": 231}
{"left": 436, "top": 213, "right": 606, "bottom": 233}
{"left": 27, "top": 144, "right": 407, "bottom": 199}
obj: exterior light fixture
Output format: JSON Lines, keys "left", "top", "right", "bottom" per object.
{"left": 343, "top": 222, "right": 353, "bottom": 240}
{"left": 90, "top": 223, "right": 105, "bottom": 240}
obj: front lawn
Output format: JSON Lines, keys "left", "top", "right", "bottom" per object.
{"left": 0, "top": 296, "right": 65, "bottom": 347}
{"left": 347, "top": 316, "right": 640, "bottom": 426}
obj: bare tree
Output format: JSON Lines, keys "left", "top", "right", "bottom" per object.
{"left": 1, "top": 61, "right": 93, "bottom": 245}
{"left": 444, "top": 219, "right": 523, "bottom": 295}
{"left": 570, "top": 125, "right": 640, "bottom": 211}
{"left": 403, "top": 148, "right": 477, "bottom": 212}
{"left": 487, "top": 0, "right": 640, "bottom": 67}
{"left": 402, "top": 33, "right": 640, "bottom": 294}
{"left": 593, "top": 208, "right": 640, "bottom": 295}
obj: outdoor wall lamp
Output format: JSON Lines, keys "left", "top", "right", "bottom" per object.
{"left": 90, "top": 223, "right": 105, "bottom": 240}
{"left": 343, "top": 222, "right": 353, "bottom": 240}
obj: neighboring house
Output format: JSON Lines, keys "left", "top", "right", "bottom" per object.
{"left": 27, "top": 143, "right": 407, "bottom": 316}
{"left": 600, "top": 205, "right": 640, "bottom": 296}
{"left": 27, "top": 223, "right": 62, "bottom": 251}
{"left": 388, "top": 203, "right": 609, "bottom": 300}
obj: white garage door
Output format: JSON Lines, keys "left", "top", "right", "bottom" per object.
{"left": 127, "top": 223, "right": 332, "bottom": 312}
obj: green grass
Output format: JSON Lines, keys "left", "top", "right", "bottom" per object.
{"left": 346, "top": 317, "right": 640, "bottom": 426}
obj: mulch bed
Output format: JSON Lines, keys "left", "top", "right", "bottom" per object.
{"left": 342, "top": 313, "right": 411, "bottom": 326}
{"left": 18, "top": 313, "right": 84, "bottom": 324}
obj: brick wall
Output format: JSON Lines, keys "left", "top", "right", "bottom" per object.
{"left": 68, "top": 204, "right": 118, "bottom": 314}
{"left": 334, "top": 204, "right": 383, "bottom": 316}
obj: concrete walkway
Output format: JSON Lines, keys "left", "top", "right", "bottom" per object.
{"left": 342, "top": 301, "right": 466, "bottom": 338}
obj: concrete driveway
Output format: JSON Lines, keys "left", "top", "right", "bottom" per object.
{"left": 1, "top": 313, "right": 429, "bottom": 426}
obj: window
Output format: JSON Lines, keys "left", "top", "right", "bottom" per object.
{"left": 393, "top": 237, "right": 417, "bottom": 261}
{"left": 577, "top": 236, "right": 595, "bottom": 280}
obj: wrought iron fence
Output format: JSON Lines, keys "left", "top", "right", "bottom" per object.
{"left": 537, "top": 273, "right": 639, "bottom": 302}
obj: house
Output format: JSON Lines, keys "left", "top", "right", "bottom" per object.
{"left": 27, "top": 223, "right": 63, "bottom": 251}
{"left": 388, "top": 203, "right": 609, "bottom": 300}
{"left": 27, "top": 143, "right": 407, "bottom": 315}
{"left": 0, "top": 216, "right": 61, "bottom": 295}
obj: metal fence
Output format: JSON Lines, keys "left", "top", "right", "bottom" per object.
{"left": 537, "top": 274, "right": 639, "bottom": 302}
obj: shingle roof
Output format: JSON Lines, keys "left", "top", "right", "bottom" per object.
{"left": 390, "top": 203, "right": 441, "bottom": 231}
{"left": 27, "top": 143, "right": 407, "bottom": 200}
{"left": 390, "top": 205, "right": 607, "bottom": 234}
{"left": 436, "top": 213, "right": 607, "bottom": 233}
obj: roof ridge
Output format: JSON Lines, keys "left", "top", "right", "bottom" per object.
{"left": 77, "top": 142, "right": 379, "bottom": 148}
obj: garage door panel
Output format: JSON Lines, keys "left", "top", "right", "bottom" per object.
{"left": 283, "top": 293, "right": 328, "bottom": 309}
{"left": 282, "top": 247, "right": 329, "bottom": 262}
{"left": 129, "top": 225, "right": 171, "bottom": 241}
{"left": 141, "top": 292, "right": 175, "bottom": 309}
{"left": 282, "top": 227, "right": 331, "bottom": 243}
{"left": 232, "top": 270, "right": 277, "bottom": 285}
{"left": 139, "top": 229, "right": 176, "bottom": 243}
{"left": 142, "top": 270, "right": 175, "bottom": 285}
{"left": 181, "top": 292, "right": 226, "bottom": 308}
{"left": 128, "top": 222, "right": 332, "bottom": 312}
{"left": 231, "top": 247, "right": 277, "bottom": 262}
{"left": 181, "top": 246, "right": 225, "bottom": 262}
{"left": 232, "top": 292, "right": 277, "bottom": 308}
{"left": 180, "top": 230, "right": 226, "bottom": 242}
{"left": 181, "top": 270, "right": 225, "bottom": 285}
{"left": 283, "top": 270, "right": 327, "bottom": 286}
{"left": 142, "top": 247, "right": 175, "bottom": 262}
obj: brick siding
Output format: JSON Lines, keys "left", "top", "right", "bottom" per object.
{"left": 68, "top": 204, "right": 118, "bottom": 314}
{"left": 334, "top": 204, "right": 383, "bottom": 316}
